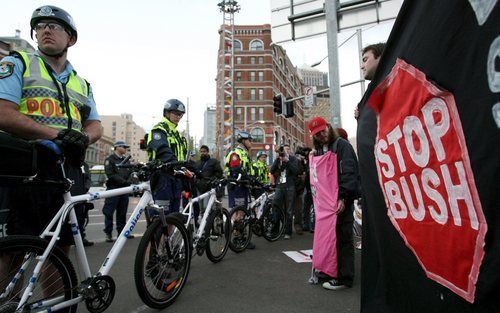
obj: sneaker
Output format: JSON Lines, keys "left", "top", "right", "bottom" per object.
{"left": 105, "top": 233, "right": 114, "bottom": 243}
{"left": 82, "top": 238, "right": 94, "bottom": 247}
{"left": 283, "top": 234, "right": 291, "bottom": 240}
{"left": 355, "top": 241, "right": 362, "bottom": 250}
{"left": 246, "top": 241, "right": 256, "bottom": 250}
{"left": 322, "top": 279, "right": 347, "bottom": 290}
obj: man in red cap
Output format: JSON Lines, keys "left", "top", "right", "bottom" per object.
{"left": 308, "top": 116, "right": 360, "bottom": 291}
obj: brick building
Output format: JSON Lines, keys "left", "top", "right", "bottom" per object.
{"left": 216, "top": 24, "right": 306, "bottom": 163}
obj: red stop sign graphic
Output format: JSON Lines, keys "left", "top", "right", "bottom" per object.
{"left": 368, "top": 59, "right": 487, "bottom": 303}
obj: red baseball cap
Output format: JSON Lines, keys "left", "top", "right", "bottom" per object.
{"left": 308, "top": 117, "right": 327, "bottom": 136}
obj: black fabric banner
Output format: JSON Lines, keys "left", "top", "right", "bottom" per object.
{"left": 357, "top": 1, "right": 499, "bottom": 312}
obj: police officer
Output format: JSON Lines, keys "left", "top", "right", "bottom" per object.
{"left": 0, "top": 5, "right": 102, "bottom": 249}
{"left": 147, "top": 99, "right": 188, "bottom": 215}
{"left": 225, "top": 131, "right": 256, "bottom": 249}
{"left": 102, "top": 141, "right": 134, "bottom": 242}
{"left": 252, "top": 151, "right": 270, "bottom": 198}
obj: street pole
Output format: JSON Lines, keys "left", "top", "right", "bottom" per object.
{"left": 357, "top": 28, "right": 366, "bottom": 96}
{"left": 186, "top": 97, "right": 190, "bottom": 151}
{"left": 325, "top": 0, "right": 342, "bottom": 128}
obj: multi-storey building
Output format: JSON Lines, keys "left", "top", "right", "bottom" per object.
{"left": 0, "top": 41, "right": 10, "bottom": 58}
{"left": 0, "top": 30, "right": 35, "bottom": 54}
{"left": 202, "top": 105, "right": 217, "bottom": 153}
{"left": 100, "top": 114, "right": 148, "bottom": 163}
{"left": 216, "top": 24, "right": 306, "bottom": 163}
{"left": 85, "top": 134, "right": 114, "bottom": 167}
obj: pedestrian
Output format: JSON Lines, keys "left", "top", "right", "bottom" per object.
{"left": 270, "top": 144, "right": 300, "bottom": 239}
{"left": 147, "top": 99, "right": 188, "bottom": 217}
{"left": 252, "top": 151, "right": 270, "bottom": 198}
{"left": 295, "top": 146, "right": 313, "bottom": 233}
{"left": 308, "top": 116, "right": 360, "bottom": 290}
{"left": 0, "top": 5, "right": 102, "bottom": 252}
{"left": 225, "top": 131, "right": 256, "bottom": 249}
{"left": 355, "top": 42, "right": 386, "bottom": 120}
{"left": 102, "top": 141, "right": 134, "bottom": 242}
{"left": 194, "top": 145, "right": 223, "bottom": 208}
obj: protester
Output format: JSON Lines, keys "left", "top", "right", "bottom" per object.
{"left": 195, "top": 145, "right": 223, "bottom": 197}
{"left": 293, "top": 147, "right": 309, "bottom": 235}
{"left": 296, "top": 146, "right": 314, "bottom": 233}
{"left": 270, "top": 144, "right": 299, "bottom": 239}
{"left": 102, "top": 141, "right": 134, "bottom": 242}
{"left": 309, "top": 117, "right": 360, "bottom": 290}
{"left": 0, "top": 5, "right": 102, "bottom": 250}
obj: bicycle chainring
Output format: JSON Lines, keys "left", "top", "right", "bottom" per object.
{"left": 84, "top": 275, "right": 116, "bottom": 313}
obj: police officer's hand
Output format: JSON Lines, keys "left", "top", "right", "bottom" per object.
{"left": 56, "top": 129, "right": 89, "bottom": 150}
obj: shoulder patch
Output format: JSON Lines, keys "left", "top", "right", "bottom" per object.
{"left": 153, "top": 132, "right": 162, "bottom": 140}
{"left": 105, "top": 159, "right": 110, "bottom": 166}
{"left": 0, "top": 62, "right": 14, "bottom": 79}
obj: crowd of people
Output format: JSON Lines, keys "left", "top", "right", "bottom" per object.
{"left": 0, "top": 3, "right": 384, "bottom": 297}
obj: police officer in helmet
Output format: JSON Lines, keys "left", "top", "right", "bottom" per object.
{"left": 147, "top": 99, "right": 188, "bottom": 215}
{"left": 225, "top": 131, "right": 256, "bottom": 249}
{"left": 0, "top": 5, "right": 102, "bottom": 250}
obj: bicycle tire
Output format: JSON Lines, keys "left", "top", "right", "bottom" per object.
{"left": 228, "top": 206, "right": 252, "bottom": 253}
{"left": 0, "top": 235, "right": 78, "bottom": 313}
{"left": 262, "top": 203, "right": 287, "bottom": 242}
{"left": 205, "top": 208, "right": 231, "bottom": 263}
{"left": 134, "top": 216, "right": 191, "bottom": 309}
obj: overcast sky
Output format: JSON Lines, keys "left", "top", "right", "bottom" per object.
{"left": 1, "top": 0, "right": 394, "bottom": 142}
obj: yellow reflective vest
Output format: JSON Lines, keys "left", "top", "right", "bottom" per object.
{"left": 147, "top": 117, "right": 187, "bottom": 161}
{"left": 254, "top": 160, "right": 270, "bottom": 184}
{"left": 225, "top": 146, "right": 254, "bottom": 177}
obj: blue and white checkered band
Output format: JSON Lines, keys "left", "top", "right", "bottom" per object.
{"left": 90, "top": 193, "right": 100, "bottom": 200}
{"left": 133, "top": 185, "right": 140, "bottom": 192}
{"left": 39, "top": 6, "right": 54, "bottom": 16}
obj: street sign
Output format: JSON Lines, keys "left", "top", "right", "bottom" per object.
{"left": 304, "top": 86, "right": 314, "bottom": 107}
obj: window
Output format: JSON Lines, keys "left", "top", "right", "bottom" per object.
{"left": 258, "top": 88, "right": 264, "bottom": 100}
{"left": 236, "top": 71, "right": 242, "bottom": 81}
{"left": 236, "top": 57, "right": 242, "bottom": 64}
{"left": 258, "top": 56, "right": 264, "bottom": 64}
{"left": 258, "top": 71, "right": 264, "bottom": 81}
{"left": 236, "top": 89, "right": 242, "bottom": 100}
{"left": 250, "top": 57, "right": 256, "bottom": 65}
{"left": 236, "top": 107, "right": 242, "bottom": 121}
{"left": 251, "top": 127, "right": 265, "bottom": 143}
{"left": 249, "top": 39, "right": 264, "bottom": 51}
{"left": 250, "top": 89, "right": 256, "bottom": 100}
{"left": 250, "top": 71, "right": 255, "bottom": 81}
{"left": 251, "top": 107, "right": 256, "bottom": 120}
{"left": 234, "top": 40, "right": 242, "bottom": 51}
{"left": 258, "top": 107, "right": 264, "bottom": 120}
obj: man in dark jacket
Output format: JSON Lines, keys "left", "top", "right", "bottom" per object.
{"left": 308, "top": 116, "right": 360, "bottom": 291}
{"left": 270, "top": 144, "right": 300, "bottom": 239}
{"left": 195, "top": 145, "right": 223, "bottom": 195}
{"left": 102, "top": 140, "right": 133, "bottom": 242}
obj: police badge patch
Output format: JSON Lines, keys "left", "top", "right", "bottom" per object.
{"left": 0, "top": 62, "right": 14, "bottom": 79}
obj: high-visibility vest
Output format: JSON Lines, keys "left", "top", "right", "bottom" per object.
{"left": 254, "top": 161, "right": 269, "bottom": 184}
{"left": 225, "top": 146, "right": 254, "bottom": 176}
{"left": 16, "top": 51, "right": 89, "bottom": 131}
{"left": 147, "top": 117, "right": 187, "bottom": 161}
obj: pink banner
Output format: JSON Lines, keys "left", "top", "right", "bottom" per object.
{"left": 309, "top": 151, "right": 338, "bottom": 278}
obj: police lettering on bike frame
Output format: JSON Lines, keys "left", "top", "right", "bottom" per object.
{"left": 0, "top": 142, "right": 191, "bottom": 312}
{"left": 177, "top": 178, "right": 231, "bottom": 263}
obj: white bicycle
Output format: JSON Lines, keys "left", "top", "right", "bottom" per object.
{"left": 0, "top": 141, "right": 191, "bottom": 312}
{"left": 176, "top": 178, "right": 231, "bottom": 263}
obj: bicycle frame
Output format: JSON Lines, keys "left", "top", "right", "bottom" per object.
{"left": 180, "top": 188, "right": 219, "bottom": 249}
{"left": 11, "top": 181, "right": 156, "bottom": 312}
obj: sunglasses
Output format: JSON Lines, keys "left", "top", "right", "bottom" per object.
{"left": 34, "top": 22, "right": 66, "bottom": 32}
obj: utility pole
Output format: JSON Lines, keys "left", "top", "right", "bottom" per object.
{"left": 325, "top": 0, "right": 342, "bottom": 128}
{"left": 217, "top": 0, "right": 240, "bottom": 161}
{"left": 186, "top": 97, "right": 190, "bottom": 151}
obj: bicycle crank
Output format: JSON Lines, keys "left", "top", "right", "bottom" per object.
{"left": 80, "top": 275, "right": 116, "bottom": 313}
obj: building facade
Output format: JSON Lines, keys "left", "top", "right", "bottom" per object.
{"left": 0, "top": 30, "right": 35, "bottom": 54}
{"left": 85, "top": 134, "right": 114, "bottom": 167}
{"left": 100, "top": 114, "right": 148, "bottom": 163}
{"left": 202, "top": 105, "right": 217, "bottom": 153}
{"left": 216, "top": 24, "right": 306, "bottom": 163}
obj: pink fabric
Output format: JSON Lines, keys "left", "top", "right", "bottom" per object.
{"left": 309, "top": 151, "right": 338, "bottom": 278}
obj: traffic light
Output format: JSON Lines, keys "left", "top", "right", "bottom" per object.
{"left": 284, "top": 97, "right": 294, "bottom": 118}
{"left": 273, "top": 93, "right": 284, "bottom": 114}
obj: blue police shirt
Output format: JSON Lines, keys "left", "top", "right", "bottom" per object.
{"left": 0, "top": 51, "right": 99, "bottom": 121}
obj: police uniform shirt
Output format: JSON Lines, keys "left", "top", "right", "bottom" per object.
{"left": 0, "top": 52, "right": 99, "bottom": 121}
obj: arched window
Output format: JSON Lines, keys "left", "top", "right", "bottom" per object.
{"left": 249, "top": 39, "right": 264, "bottom": 51}
{"left": 233, "top": 39, "right": 242, "bottom": 51}
{"left": 251, "top": 127, "right": 265, "bottom": 143}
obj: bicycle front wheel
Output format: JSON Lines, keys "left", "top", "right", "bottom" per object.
{"left": 0, "top": 235, "right": 78, "bottom": 313}
{"left": 205, "top": 207, "right": 231, "bottom": 263}
{"left": 262, "top": 203, "right": 287, "bottom": 242}
{"left": 134, "top": 216, "right": 191, "bottom": 309}
{"left": 228, "top": 206, "right": 252, "bottom": 253}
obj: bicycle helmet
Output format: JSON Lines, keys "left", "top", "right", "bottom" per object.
{"left": 30, "top": 5, "right": 77, "bottom": 40}
{"left": 163, "top": 99, "right": 186, "bottom": 114}
{"left": 257, "top": 151, "right": 267, "bottom": 158}
{"left": 236, "top": 131, "right": 252, "bottom": 143}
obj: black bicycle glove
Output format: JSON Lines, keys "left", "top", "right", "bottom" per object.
{"left": 56, "top": 129, "right": 89, "bottom": 150}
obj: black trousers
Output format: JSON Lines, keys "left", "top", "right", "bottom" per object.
{"left": 336, "top": 202, "right": 355, "bottom": 286}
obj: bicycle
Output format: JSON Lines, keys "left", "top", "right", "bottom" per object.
{"left": 0, "top": 141, "right": 191, "bottom": 312}
{"left": 175, "top": 178, "right": 231, "bottom": 263}
{"left": 228, "top": 180, "right": 287, "bottom": 253}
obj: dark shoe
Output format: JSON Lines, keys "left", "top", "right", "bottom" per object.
{"left": 246, "top": 241, "right": 256, "bottom": 250}
{"left": 295, "top": 227, "right": 304, "bottom": 235}
{"left": 82, "top": 238, "right": 94, "bottom": 247}
{"left": 105, "top": 233, "right": 114, "bottom": 243}
{"left": 322, "top": 279, "right": 349, "bottom": 290}
{"left": 127, "top": 235, "right": 135, "bottom": 239}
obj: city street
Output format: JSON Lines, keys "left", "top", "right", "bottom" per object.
{"left": 75, "top": 197, "right": 361, "bottom": 313}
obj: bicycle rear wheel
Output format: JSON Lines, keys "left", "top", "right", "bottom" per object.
{"left": 0, "top": 235, "right": 78, "bottom": 313}
{"left": 262, "top": 203, "right": 287, "bottom": 242}
{"left": 134, "top": 216, "right": 191, "bottom": 309}
{"left": 205, "top": 207, "right": 231, "bottom": 263}
{"left": 228, "top": 207, "right": 252, "bottom": 253}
